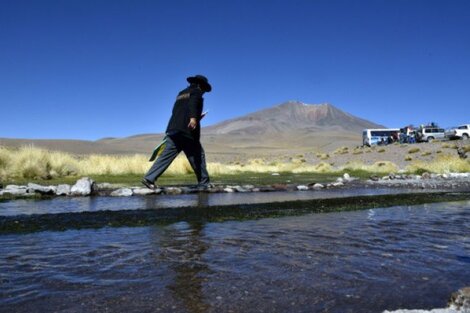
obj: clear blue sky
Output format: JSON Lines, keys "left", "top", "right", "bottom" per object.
{"left": 1, "top": 0, "right": 469, "bottom": 140}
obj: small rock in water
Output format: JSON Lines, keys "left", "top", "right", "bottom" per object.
{"left": 71, "top": 177, "right": 95, "bottom": 196}
{"left": 2, "top": 185, "right": 29, "bottom": 196}
{"left": 132, "top": 187, "right": 155, "bottom": 195}
{"left": 223, "top": 187, "right": 235, "bottom": 193}
{"left": 343, "top": 173, "right": 351, "bottom": 181}
{"left": 312, "top": 183, "right": 324, "bottom": 189}
{"left": 421, "top": 172, "right": 431, "bottom": 179}
{"left": 332, "top": 182, "right": 344, "bottom": 187}
{"left": 27, "top": 183, "right": 56, "bottom": 195}
{"left": 111, "top": 188, "right": 133, "bottom": 197}
{"left": 449, "top": 287, "right": 470, "bottom": 310}
{"left": 56, "top": 184, "right": 71, "bottom": 196}
{"left": 370, "top": 175, "right": 380, "bottom": 181}
{"left": 272, "top": 184, "right": 288, "bottom": 191}
{"left": 296, "top": 185, "right": 309, "bottom": 191}
{"left": 233, "top": 185, "right": 249, "bottom": 193}
{"left": 164, "top": 187, "right": 183, "bottom": 195}
{"left": 271, "top": 172, "right": 280, "bottom": 176}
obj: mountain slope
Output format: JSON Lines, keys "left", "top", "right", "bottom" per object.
{"left": 204, "top": 101, "right": 382, "bottom": 136}
{"left": 1, "top": 102, "right": 384, "bottom": 159}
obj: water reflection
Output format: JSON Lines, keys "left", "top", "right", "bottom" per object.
{"left": 155, "top": 221, "right": 209, "bottom": 313}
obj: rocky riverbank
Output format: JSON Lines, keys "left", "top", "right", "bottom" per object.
{"left": 384, "top": 287, "right": 470, "bottom": 313}
{"left": 1, "top": 172, "right": 470, "bottom": 200}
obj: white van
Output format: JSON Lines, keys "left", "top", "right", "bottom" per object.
{"left": 362, "top": 128, "right": 400, "bottom": 146}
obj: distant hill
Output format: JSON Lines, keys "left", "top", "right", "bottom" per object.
{"left": 0, "top": 102, "right": 384, "bottom": 160}
{"left": 204, "top": 101, "right": 381, "bottom": 135}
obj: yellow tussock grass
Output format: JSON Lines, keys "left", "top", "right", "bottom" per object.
{"left": 406, "top": 154, "right": 470, "bottom": 174}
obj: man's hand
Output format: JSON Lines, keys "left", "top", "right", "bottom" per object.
{"left": 188, "top": 118, "right": 197, "bottom": 130}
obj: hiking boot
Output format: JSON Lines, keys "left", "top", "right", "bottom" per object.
{"left": 141, "top": 179, "right": 156, "bottom": 190}
{"left": 197, "top": 183, "right": 214, "bottom": 191}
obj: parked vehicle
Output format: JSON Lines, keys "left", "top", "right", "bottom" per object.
{"left": 362, "top": 128, "right": 400, "bottom": 146}
{"left": 416, "top": 124, "right": 445, "bottom": 142}
{"left": 445, "top": 124, "right": 470, "bottom": 140}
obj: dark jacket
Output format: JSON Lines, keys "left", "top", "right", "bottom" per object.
{"left": 166, "top": 85, "right": 204, "bottom": 140}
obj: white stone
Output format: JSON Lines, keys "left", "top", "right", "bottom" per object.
{"left": 56, "top": 184, "right": 71, "bottom": 196}
{"left": 332, "top": 182, "right": 344, "bottom": 187}
{"left": 343, "top": 173, "right": 351, "bottom": 181}
{"left": 132, "top": 187, "right": 155, "bottom": 195}
{"left": 336, "top": 177, "right": 344, "bottom": 183}
{"left": 27, "top": 183, "right": 56, "bottom": 194}
{"left": 70, "top": 177, "right": 95, "bottom": 196}
{"left": 224, "top": 187, "right": 235, "bottom": 193}
{"left": 164, "top": 187, "right": 182, "bottom": 195}
{"left": 111, "top": 188, "right": 133, "bottom": 197}
{"left": 312, "top": 183, "right": 324, "bottom": 189}
{"left": 296, "top": 185, "right": 309, "bottom": 191}
{"left": 271, "top": 172, "right": 280, "bottom": 176}
{"left": 233, "top": 186, "right": 249, "bottom": 192}
{"left": 2, "top": 185, "right": 28, "bottom": 196}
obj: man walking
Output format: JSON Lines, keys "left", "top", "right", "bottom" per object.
{"left": 142, "top": 75, "right": 212, "bottom": 189}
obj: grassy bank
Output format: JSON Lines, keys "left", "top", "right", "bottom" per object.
{"left": 1, "top": 146, "right": 469, "bottom": 185}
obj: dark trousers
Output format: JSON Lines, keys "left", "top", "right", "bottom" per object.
{"left": 144, "top": 134, "right": 210, "bottom": 185}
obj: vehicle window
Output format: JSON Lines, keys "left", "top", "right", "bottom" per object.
{"left": 439, "top": 129, "right": 444, "bottom": 132}
{"left": 458, "top": 126, "right": 468, "bottom": 130}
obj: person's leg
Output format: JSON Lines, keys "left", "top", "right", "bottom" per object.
{"left": 144, "top": 136, "right": 181, "bottom": 183}
{"left": 182, "top": 138, "right": 210, "bottom": 186}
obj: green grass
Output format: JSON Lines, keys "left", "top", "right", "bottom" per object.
{"left": 1, "top": 170, "right": 375, "bottom": 188}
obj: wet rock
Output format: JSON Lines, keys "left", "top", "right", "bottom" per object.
{"left": 223, "top": 187, "right": 235, "bottom": 193}
{"left": 272, "top": 184, "right": 288, "bottom": 191}
{"left": 95, "top": 183, "right": 115, "bottom": 190}
{"left": 343, "top": 173, "right": 351, "bottom": 181}
{"left": 449, "top": 287, "right": 470, "bottom": 310}
{"left": 312, "top": 183, "right": 324, "bottom": 189}
{"left": 252, "top": 188, "right": 260, "bottom": 192}
{"left": 233, "top": 185, "right": 250, "bottom": 193}
{"left": 111, "top": 188, "right": 133, "bottom": 197}
{"left": 164, "top": 187, "right": 182, "bottom": 195}
{"left": 370, "top": 175, "right": 380, "bottom": 181}
{"left": 56, "top": 184, "right": 71, "bottom": 196}
{"left": 271, "top": 172, "right": 280, "bottom": 176}
{"left": 2, "top": 185, "right": 29, "bottom": 196}
{"left": 382, "top": 176, "right": 390, "bottom": 181}
{"left": 388, "top": 173, "right": 396, "bottom": 180}
{"left": 332, "top": 182, "right": 344, "bottom": 187}
{"left": 336, "top": 177, "right": 344, "bottom": 183}
{"left": 27, "top": 183, "right": 56, "bottom": 195}
{"left": 70, "top": 177, "right": 95, "bottom": 196}
{"left": 296, "top": 185, "right": 309, "bottom": 191}
{"left": 448, "top": 173, "right": 470, "bottom": 178}
{"left": 242, "top": 184, "right": 255, "bottom": 190}
{"left": 421, "top": 172, "right": 431, "bottom": 179}
{"left": 258, "top": 186, "right": 275, "bottom": 192}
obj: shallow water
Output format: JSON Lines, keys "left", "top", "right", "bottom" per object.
{"left": 0, "top": 187, "right": 433, "bottom": 216}
{"left": 1, "top": 201, "right": 469, "bottom": 313}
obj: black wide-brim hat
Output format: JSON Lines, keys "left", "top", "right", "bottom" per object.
{"left": 187, "top": 74, "right": 212, "bottom": 92}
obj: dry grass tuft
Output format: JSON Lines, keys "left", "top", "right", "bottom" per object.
{"left": 342, "top": 160, "right": 398, "bottom": 174}
{"left": 408, "top": 147, "right": 420, "bottom": 154}
{"left": 406, "top": 154, "right": 470, "bottom": 174}
{"left": 333, "top": 146, "right": 349, "bottom": 155}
